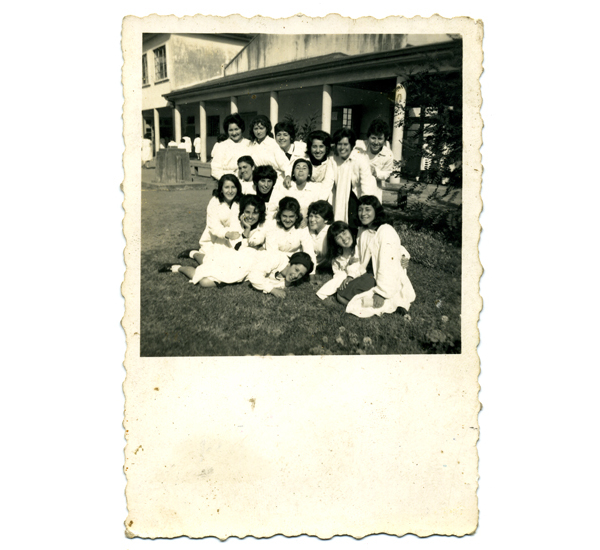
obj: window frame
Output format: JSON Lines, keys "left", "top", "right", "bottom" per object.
{"left": 142, "top": 53, "right": 149, "bottom": 86}
{"left": 153, "top": 45, "right": 168, "bottom": 83}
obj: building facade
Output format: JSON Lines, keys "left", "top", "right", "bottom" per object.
{"left": 146, "top": 33, "right": 462, "bottom": 182}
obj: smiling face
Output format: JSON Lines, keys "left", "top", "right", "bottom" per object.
{"left": 241, "top": 204, "right": 260, "bottom": 226}
{"left": 276, "top": 130, "right": 292, "bottom": 152}
{"left": 222, "top": 181, "right": 238, "bottom": 203}
{"left": 358, "top": 204, "right": 376, "bottom": 227}
{"left": 227, "top": 123, "right": 243, "bottom": 143}
{"left": 238, "top": 161, "right": 253, "bottom": 182}
{"left": 334, "top": 229, "right": 354, "bottom": 249}
{"left": 280, "top": 209, "right": 298, "bottom": 230}
{"left": 253, "top": 123, "right": 267, "bottom": 142}
{"left": 293, "top": 161, "right": 310, "bottom": 184}
{"left": 257, "top": 178, "right": 274, "bottom": 195}
{"left": 367, "top": 133, "right": 386, "bottom": 155}
{"left": 308, "top": 212, "right": 326, "bottom": 234}
{"left": 285, "top": 263, "right": 308, "bottom": 284}
{"left": 336, "top": 137, "right": 352, "bottom": 160}
{"left": 310, "top": 139, "right": 326, "bottom": 161}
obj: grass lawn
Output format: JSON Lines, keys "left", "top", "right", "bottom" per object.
{"left": 140, "top": 188, "right": 461, "bottom": 356}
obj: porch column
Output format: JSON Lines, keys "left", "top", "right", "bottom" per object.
{"left": 173, "top": 103, "right": 182, "bottom": 143}
{"left": 153, "top": 108, "right": 160, "bottom": 153}
{"left": 269, "top": 91, "right": 279, "bottom": 127}
{"left": 230, "top": 96, "right": 238, "bottom": 114}
{"left": 199, "top": 101, "right": 207, "bottom": 163}
{"left": 321, "top": 84, "right": 332, "bottom": 134}
{"left": 390, "top": 77, "right": 407, "bottom": 185}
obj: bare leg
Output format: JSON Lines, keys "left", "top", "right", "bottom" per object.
{"left": 199, "top": 278, "right": 217, "bottom": 288}
{"left": 178, "top": 266, "right": 196, "bottom": 279}
{"left": 336, "top": 294, "right": 349, "bottom": 306}
{"left": 192, "top": 252, "right": 205, "bottom": 264}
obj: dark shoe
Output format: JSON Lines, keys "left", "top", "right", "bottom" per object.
{"left": 158, "top": 263, "right": 175, "bottom": 273}
{"left": 396, "top": 307, "right": 408, "bottom": 316}
{"left": 177, "top": 249, "right": 196, "bottom": 259}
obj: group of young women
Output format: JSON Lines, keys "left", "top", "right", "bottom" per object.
{"left": 159, "top": 113, "right": 415, "bottom": 318}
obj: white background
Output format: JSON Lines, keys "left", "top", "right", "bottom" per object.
{"left": 3, "top": 2, "right": 598, "bottom": 548}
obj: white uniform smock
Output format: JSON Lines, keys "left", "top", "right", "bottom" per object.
{"left": 247, "top": 136, "right": 289, "bottom": 177}
{"left": 268, "top": 180, "right": 328, "bottom": 222}
{"left": 345, "top": 224, "right": 416, "bottom": 318}
{"left": 309, "top": 223, "right": 330, "bottom": 266}
{"left": 198, "top": 197, "right": 242, "bottom": 255}
{"left": 316, "top": 250, "right": 361, "bottom": 300}
{"left": 353, "top": 140, "right": 394, "bottom": 202}
{"left": 191, "top": 246, "right": 258, "bottom": 285}
{"left": 210, "top": 138, "right": 251, "bottom": 180}
{"left": 265, "top": 221, "right": 317, "bottom": 274}
{"left": 322, "top": 154, "right": 378, "bottom": 223}
{"left": 247, "top": 250, "right": 294, "bottom": 293}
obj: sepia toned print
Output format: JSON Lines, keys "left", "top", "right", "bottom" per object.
{"left": 122, "top": 14, "right": 482, "bottom": 539}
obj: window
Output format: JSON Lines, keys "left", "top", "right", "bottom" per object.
{"left": 142, "top": 54, "right": 148, "bottom": 86}
{"left": 207, "top": 116, "right": 220, "bottom": 137}
{"left": 342, "top": 107, "right": 352, "bottom": 128}
{"left": 154, "top": 45, "right": 167, "bottom": 81}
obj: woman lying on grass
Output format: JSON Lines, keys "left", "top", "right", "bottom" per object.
{"left": 265, "top": 196, "right": 317, "bottom": 275}
{"left": 316, "top": 221, "right": 361, "bottom": 300}
{"left": 338, "top": 195, "right": 416, "bottom": 318}
{"left": 165, "top": 195, "right": 267, "bottom": 286}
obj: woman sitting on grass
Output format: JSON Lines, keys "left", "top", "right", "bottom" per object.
{"left": 160, "top": 195, "right": 267, "bottom": 287}
{"left": 265, "top": 196, "right": 316, "bottom": 275}
{"left": 177, "top": 174, "right": 242, "bottom": 265}
{"left": 247, "top": 115, "right": 289, "bottom": 177}
{"left": 316, "top": 221, "right": 361, "bottom": 300}
{"left": 237, "top": 155, "right": 256, "bottom": 194}
{"left": 307, "top": 200, "right": 334, "bottom": 269}
{"left": 339, "top": 195, "right": 416, "bottom": 318}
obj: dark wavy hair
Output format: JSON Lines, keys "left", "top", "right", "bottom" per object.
{"left": 239, "top": 194, "right": 266, "bottom": 227}
{"left": 288, "top": 252, "right": 314, "bottom": 286}
{"left": 307, "top": 200, "right": 334, "bottom": 224}
{"left": 249, "top": 115, "right": 273, "bottom": 141}
{"left": 223, "top": 113, "right": 245, "bottom": 134}
{"left": 326, "top": 221, "right": 357, "bottom": 263}
{"left": 274, "top": 121, "right": 296, "bottom": 142}
{"left": 213, "top": 174, "right": 242, "bottom": 204}
{"left": 366, "top": 119, "right": 391, "bottom": 139}
{"left": 252, "top": 164, "right": 277, "bottom": 186}
{"left": 237, "top": 155, "right": 255, "bottom": 168}
{"left": 291, "top": 158, "right": 313, "bottom": 182}
{"left": 332, "top": 127, "right": 357, "bottom": 151}
{"left": 305, "top": 130, "right": 332, "bottom": 165}
{"left": 275, "top": 196, "right": 302, "bottom": 229}
{"left": 357, "top": 195, "right": 387, "bottom": 228}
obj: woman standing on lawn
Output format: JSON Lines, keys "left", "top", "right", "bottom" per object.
{"left": 210, "top": 113, "right": 251, "bottom": 181}
{"left": 265, "top": 196, "right": 317, "bottom": 275}
{"left": 321, "top": 128, "right": 378, "bottom": 227}
{"left": 339, "top": 195, "right": 416, "bottom": 318}
{"left": 275, "top": 120, "right": 307, "bottom": 163}
{"left": 247, "top": 115, "right": 289, "bottom": 178}
{"left": 177, "top": 174, "right": 243, "bottom": 265}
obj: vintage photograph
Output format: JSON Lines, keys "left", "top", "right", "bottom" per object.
{"left": 139, "top": 31, "right": 464, "bottom": 356}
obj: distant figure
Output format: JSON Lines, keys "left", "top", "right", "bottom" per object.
{"left": 193, "top": 134, "right": 202, "bottom": 159}
{"left": 141, "top": 133, "right": 153, "bottom": 164}
{"left": 167, "top": 138, "right": 178, "bottom": 147}
{"left": 159, "top": 138, "right": 166, "bottom": 149}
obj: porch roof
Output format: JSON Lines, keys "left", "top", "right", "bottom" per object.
{"left": 163, "top": 40, "right": 461, "bottom": 104}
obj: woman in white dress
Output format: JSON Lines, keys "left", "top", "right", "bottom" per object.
{"left": 339, "top": 196, "right": 416, "bottom": 318}
{"left": 247, "top": 115, "right": 289, "bottom": 177}
{"left": 265, "top": 196, "right": 317, "bottom": 275}
{"left": 275, "top": 121, "right": 307, "bottom": 165}
{"left": 321, "top": 128, "right": 378, "bottom": 227}
{"left": 305, "top": 130, "right": 332, "bottom": 184}
{"left": 175, "top": 174, "right": 243, "bottom": 266}
{"left": 210, "top": 113, "right": 251, "bottom": 181}
{"left": 307, "top": 200, "right": 334, "bottom": 270}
